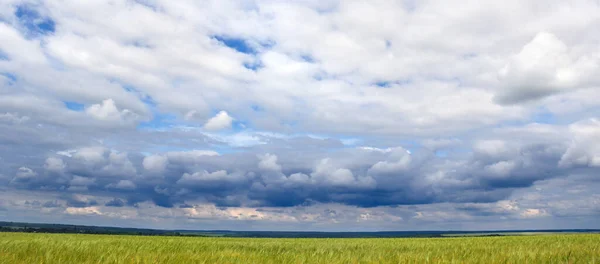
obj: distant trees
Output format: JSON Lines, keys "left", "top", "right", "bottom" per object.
{"left": 0, "top": 222, "right": 188, "bottom": 236}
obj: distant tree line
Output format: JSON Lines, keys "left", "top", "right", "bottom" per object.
{"left": 0, "top": 226, "right": 187, "bottom": 236}
{"left": 0, "top": 222, "right": 199, "bottom": 237}
{"left": 2, "top": 221, "right": 599, "bottom": 238}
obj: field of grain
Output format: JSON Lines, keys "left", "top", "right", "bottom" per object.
{"left": 0, "top": 232, "right": 599, "bottom": 263}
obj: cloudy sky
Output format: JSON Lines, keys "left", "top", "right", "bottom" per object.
{"left": 1, "top": 0, "right": 599, "bottom": 231}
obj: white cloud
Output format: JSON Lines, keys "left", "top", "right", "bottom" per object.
{"left": 65, "top": 206, "right": 102, "bottom": 216}
{"left": 358, "top": 147, "right": 393, "bottom": 153}
{"left": 368, "top": 147, "right": 412, "bottom": 175}
{"left": 559, "top": 118, "right": 600, "bottom": 167}
{"left": 108, "top": 180, "right": 137, "bottom": 190}
{"left": 485, "top": 160, "right": 517, "bottom": 176}
{"left": 177, "top": 170, "right": 243, "bottom": 186}
{"left": 203, "top": 111, "right": 234, "bottom": 131}
{"left": 183, "top": 204, "right": 297, "bottom": 222}
{"left": 73, "top": 147, "right": 106, "bottom": 165}
{"left": 0, "top": 112, "right": 30, "bottom": 124}
{"left": 143, "top": 155, "right": 168, "bottom": 173}
{"left": 311, "top": 158, "right": 375, "bottom": 188}
{"left": 103, "top": 152, "right": 137, "bottom": 177}
{"left": 204, "top": 131, "right": 265, "bottom": 147}
{"left": 497, "top": 32, "right": 600, "bottom": 104}
{"left": 85, "top": 99, "right": 140, "bottom": 124}
{"left": 421, "top": 139, "right": 461, "bottom": 151}
{"left": 11, "top": 167, "right": 37, "bottom": 183}
{"left": 473, "top": 140, "right": 510, "bottom": 156}
{"left": 258, "top": 153, "right": 282, "bottom": 172}
{"left": 44, "top": 157, "right": 66, "bottom": 173}
{"left": 165, "top": 150, "right": 220, "bottom": 164}
{"left": 520, "top": 208, "right": 549, "bottom": 218}
{"left": 2, "top": 0, "right": 597, "bottom": 136}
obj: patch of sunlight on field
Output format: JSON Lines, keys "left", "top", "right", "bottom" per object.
{"left": 0, "top": 232, "right": 599, "bottom": 263}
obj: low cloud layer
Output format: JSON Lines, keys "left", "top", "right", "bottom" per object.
{"left": 2, "top": 122, "right": 599, "bottom": 212}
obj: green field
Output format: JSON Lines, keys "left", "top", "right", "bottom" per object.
{"left": 1, "top": 232, "right": 599, "bottom": 263}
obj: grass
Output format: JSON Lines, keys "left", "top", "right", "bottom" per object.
{"left": 0, "top": 232, "right": 599, "bottom": 263}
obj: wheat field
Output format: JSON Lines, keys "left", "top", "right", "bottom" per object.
{"left": 0, "top": 232, "right": 599, "bottom": 263}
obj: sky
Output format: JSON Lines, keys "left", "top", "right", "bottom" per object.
{"left": 0, "top": 0, "right": 599, "bottom": 232}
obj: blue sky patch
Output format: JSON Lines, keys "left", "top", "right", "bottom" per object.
{"left": 15, "top": 4, "right": 56, "bottom": 37}
{"left": 251, "top": 104, "right": 264, "bottom": 112}
{"left": 1, "top": 72, "right": 17, "bottom": 82}
{"left": 244, "top": 60, "right": 264, "bottom": 71}
{"left": 137, "top": 101, "right": 175, "bottom": 131}
{"left": 301, "top": 55, "right": 315, "bottom": 63}
{"left": 0, "top": 49, "right": 9, "bottom": 61}
{"left": 122, "top": 84, "right": 158, "bottom": 108}
{"left": 134, "top": 0, "right": 159, "bottom": 11}
{"left": 130, "top": 40, "right": 153, "bottom": 49}
{"left": 374, "top": 79, "right": 411, "bottom": 88}
{"left": 259, "top": 39, "right": 275, "bottom": 50}
{"left": 340, "top": 137, "right": 361, "bottom": 146}
{"left": 461, "top": 53, "right": 477, "bottom": 60}
{"left": 402, "top": 0, "right": 417, "bottom": 12}
{"left": 375, "top": 81, "right": 391, "bottom": 88}
{"left": 232, "top": 120, "right": 247, "bottom": 132}
{"left": 120, "top": 84, "right": 174, "bottom": 130}
{"left": 214, "top": 35, "right": 255, "bottom": 54}
{"left": 121, "top": 84, "right": 136, "bottom": 93}
{"left": 64, "top": 101, "right": 85, "bottom": 112}
{"left": 313, "top": 70, "right": 332, "bottom": 81}
{"left": 138, "top": 112, "right": 177, "bottom": 130}
{"left": 532, "top": 108, "right": 556, "bottom": 124}
{"left": 435, "top": 150, "right": 448, "bottom": 157}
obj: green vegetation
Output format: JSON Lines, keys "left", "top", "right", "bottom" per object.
{"left": 0, "top": 232, "right": 599, "bottom": 263}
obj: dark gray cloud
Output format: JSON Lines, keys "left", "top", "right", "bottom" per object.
{"left": 63, "top": 194, "right": 98, "bottom": 208}
{"left": 42, "top": 200, "right": 61, "bottom": 208}
{"left": 105, "top": 198, "right": 125, "bottom": 207}
{"left": 2, "top": 133, "right": 590, "bottom": 210}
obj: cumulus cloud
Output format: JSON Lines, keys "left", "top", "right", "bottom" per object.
{"left": 368, "top": 147, "right": 412, "bottom": 175}
{"left": 520, "top": 208, "right": 549, "bottom": 218}
{"left": 177, "top": 170, "right": 243, "bottom": 188}
{"left": 109, "top": 180, "right": 136, "bottom": 190}
{"left": 85, "top": 99, "right": 140, "bottom": 124}
{"left": 559, "top": 119, "right": 600, "bottom": 167}
{"left": 0, "top": 129, "right": 588, "bottom": 210}
{"left": 44, "top": 157, "right": 65, "bottom": 173}
{"left": 258, "top": 153, "right": 282, "bottom": 172}
{"left": 166, "top": 150, "right": 220, "bottom": 163}
{"left": 0, "top": 112, "right": 30, "bottom": 124}
{"left": 105, "top": 198, "right": 125, "bottom": 207}
{"left": 11, "top": 167, "right": 37, "bottom": 184}
{"left": 64, "top": 194, "right": 98, "bottom": 208}
{"left": 65, "top": 206, "right": 102, "bottom": 216}
{"left": 142, "top": 155, "right": 168, "bottom": 173}
{"left": 421, "top": 138, "right": 461, "bottom": 151}
{"left": 311, "top": 159, "right": 361, "bottom": 187}
{"left": 203, "top": 111, "right": 234, "bottom": 131}
{"left": 73, "top": 147, "right": 107, "bottom": 166}
{"left": 485, "top": 160, "right": 516, "bottom": 177}
{"left": 497, "top": 32, "right": 600, "bottom": 104}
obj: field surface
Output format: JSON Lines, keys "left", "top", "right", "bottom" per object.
{"left": 1, "top": 232, "right": 599, "bottom": 263}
